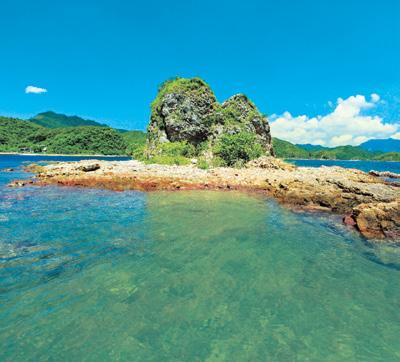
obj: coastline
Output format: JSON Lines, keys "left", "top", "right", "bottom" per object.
{"left": 0, "top": 152, "right": 129, "bottom": 158}
{"left": 12, "top": 158, "right": 400, "bottom": 241}
{"left": 1, "top": 153, "right": 398, "bottom": 163}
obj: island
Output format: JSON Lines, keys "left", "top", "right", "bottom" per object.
{"left": 10, "top": 77, "right": 400, "bottom": 241}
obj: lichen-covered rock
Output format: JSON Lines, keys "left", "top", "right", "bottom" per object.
{"left": 147, "top": 77, "right": 274, "bottom": 157}
{"left": 213, "top": 94, "right": 274, "bottom": 155}
{"left": 148, "top": 78, "right": 217, "bottom": 147}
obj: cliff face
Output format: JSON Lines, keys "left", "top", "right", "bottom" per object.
{"left": 147, "top": 77, "right": 274, "bottom": 156}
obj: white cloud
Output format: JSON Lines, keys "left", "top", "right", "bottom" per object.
{"left": 25, "top": 85, "right": 47, "bottom": 94}
{"left": 371, "top": 93, "right": 380, "bottom": 102}
{"left": 270, "top": 94, "right": 399, "bottom": 147}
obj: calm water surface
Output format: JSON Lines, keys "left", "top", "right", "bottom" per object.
{"left": 1, "top": 155, "right": 400, "bottom": 361}
{"left": 288, "top": 158, "right": 400, "bottom": 174}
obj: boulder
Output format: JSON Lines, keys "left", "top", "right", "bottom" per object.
{"left": 351, "top": 200, "right": 400, "bottom": 239}
{"left": 78, "top": 163, "right": 101, "bottom": 172}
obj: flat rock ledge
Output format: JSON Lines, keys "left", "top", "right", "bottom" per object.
{"left": 11, "top": 159, "right": 400, "bottom": 242}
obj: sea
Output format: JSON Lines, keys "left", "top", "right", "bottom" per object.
{"left": 1, "top": 154, "right": 400, "bottom": 361}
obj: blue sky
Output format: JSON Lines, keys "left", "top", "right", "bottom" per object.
{"left": 1, "top": 0, "right": 399, "bottom": 145}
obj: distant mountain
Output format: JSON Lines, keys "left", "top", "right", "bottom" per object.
{"left": 360, "top": 138, "right": 400, "bottom": 153}
{"left": 273, "top": 138, "right": 310, "bottom": 158}
{"left": 30, "top": 111, "right": 108, "bottom": 128}
{"left": 297, "top": 144, "right": 327, "bottom": 151}
{"left": 273, "top": 137, "right": 400, "bottom": 161}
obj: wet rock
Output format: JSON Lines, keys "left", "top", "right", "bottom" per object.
{"left": 369, "top": 170, "right": 400, "bottom": 179}
{"left": 343, "top": 215, "right": 357, "bottom": 226}
{"left": 8, "top": 179, "right": 34, "bottom": 187}
{"left": 351, "top": 200, "right": 400, "bottom": 239}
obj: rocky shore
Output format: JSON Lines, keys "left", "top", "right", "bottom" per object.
{"left": 11, "top": 157, "right": 399, "bottom": 241}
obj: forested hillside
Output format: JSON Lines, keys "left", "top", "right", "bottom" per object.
{"left": 0, "top": 117, "right": 131, "bottom": 155}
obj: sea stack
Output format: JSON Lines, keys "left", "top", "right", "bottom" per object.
{"left": 147, "top": 77, "right": 274, "bottom": 157}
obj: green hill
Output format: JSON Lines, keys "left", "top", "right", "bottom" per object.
{"left": 1, "top": 113, "right": 398, "bottom": 160}
{"left": 273, "top": 138, "right": 310, "bottom": 158}
{"left": 311, "top": 145, "right": 377, "bottom": 160}
{"left": 0, "top": 117, "right": 128, "bottom": 155}
{"left": 30, "top": 111, "right": 107, "bottom": 128}
{"left": 0, "top": 117, "right": 45, "bottom": 152}
{"left": 273, "top": 137, "right": 400, "bottom": 161}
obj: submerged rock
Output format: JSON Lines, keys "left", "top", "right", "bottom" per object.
{"left": 8, "top": 179, "right": 34, "bottom": 187}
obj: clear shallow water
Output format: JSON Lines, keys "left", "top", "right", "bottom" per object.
{"left": 1, "top": 155, "right": 400, "bottom": 361}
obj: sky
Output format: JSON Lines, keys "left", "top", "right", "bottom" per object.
{"left": 1, "top": 0, "right": 399, "bottom": 146}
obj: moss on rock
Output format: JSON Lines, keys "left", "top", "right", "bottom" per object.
{"left": 146, "top": 77, "right": 274, "bottom": 166}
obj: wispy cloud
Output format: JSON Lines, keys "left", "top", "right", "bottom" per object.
{"left": 25, "top": 85, "right": 47, "bottom": 94}
{"left": 269, "top": 94, "right": 399, "bottom": 147}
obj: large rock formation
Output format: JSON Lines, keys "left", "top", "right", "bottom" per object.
{"left": 147, "top": 77, "right": 274, "bottom": 156}
{"left": 148, "top": 78, "right": 216, "bottom": 145}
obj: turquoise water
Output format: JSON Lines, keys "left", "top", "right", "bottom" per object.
{"left": 1, "top": 155, "right": 400, "bottom": 361}
{"left": 288, "top": 159, "right": 400, "bottom": 174}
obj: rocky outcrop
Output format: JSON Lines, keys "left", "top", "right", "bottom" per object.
{"left": 148, "top": 78, "right": 216, "bottom": 145}
{"left": 214, "top": 95, "right": 274, "bottom": 155}
{"left": 349, "top": 200, "right": 400, "bottom": 239}
{"left": 18, "top": 160, "right": 400, "bottom": 242}
{"left": 369, "top": 170, "right": 400, "bottom": 179}
{"left": 147, "top": 77, "right": 274, "bottom": 156}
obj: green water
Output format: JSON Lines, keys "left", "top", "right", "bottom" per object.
{"left": 1, "top": 184, "right": 400, "bottom": 361}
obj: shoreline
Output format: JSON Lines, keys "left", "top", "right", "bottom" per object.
{"left": 0, "top": 152, "right": 129, "bottom": 158}
{"left": 1, "top": 152, "right": 398, "bottom": 162}
{"left": 11, "top": 158, "right": 399, "bottom": 242}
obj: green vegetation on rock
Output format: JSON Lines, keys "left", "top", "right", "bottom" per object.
{"left": 122, "top": 130, "right": 147, "bottom": 155}
{"left": 215, "top": 132, "right": 263, "bottom": 166}
{"left": 144, "top": 77, "right": 274, "bottom": 166}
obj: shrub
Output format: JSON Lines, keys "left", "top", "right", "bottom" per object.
{"left": 197, "top": 158, "right": 209, "bottom": 170}
{"left": 214, "top": 132, "right": 263, "bottom": 166}
{"left": 160, "top": 141, "right": 195, "bottom": 157}
{"left": 146, "top": 155, "right": 191, "bottom": 166}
